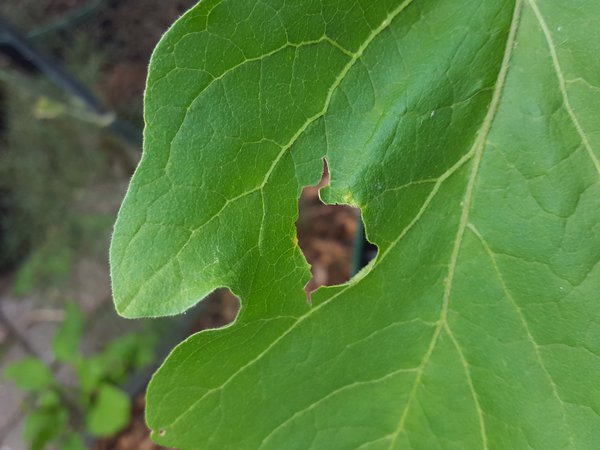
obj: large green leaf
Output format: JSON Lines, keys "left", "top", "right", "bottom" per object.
{"left": 110, "top": 0, "right": 600, "bottom": 448}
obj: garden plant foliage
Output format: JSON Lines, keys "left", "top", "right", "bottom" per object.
{"left": 4, "top": 302, "right": 152, "bottom": 449}
{"left": 110, "top": 0, "right": 600, "bottom": 448}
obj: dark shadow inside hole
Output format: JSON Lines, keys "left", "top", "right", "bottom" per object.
{"left": 351, "top": 218, "right": 379, "bottom": 274}
{"left": 296, "top": 160, "right": 377, "bottom": 299}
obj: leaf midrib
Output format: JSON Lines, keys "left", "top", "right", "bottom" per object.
{"left": 386, "top": 1, "right": 524, "bottom": 448}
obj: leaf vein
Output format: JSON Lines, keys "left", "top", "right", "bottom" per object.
{"left": 259, "top": 367, "right": 419, "bottom": 449}
{"left": 155, "top": 0, "right": 431, "bottom": 431}
{"left": 466, "top": 222, "right": 575, "bottom": 449}
{"left": 386, "top": 1, "right": 523, "bottom": 447}
{"left": 526, "top": 0, "right": 600, "bottom": 175}
{"left": 444, "top": 323, "right": 488, "bottom": 449}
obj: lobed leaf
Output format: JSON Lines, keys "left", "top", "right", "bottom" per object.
{"left": 111, "top": 0, "right": 600, "bottom": 448}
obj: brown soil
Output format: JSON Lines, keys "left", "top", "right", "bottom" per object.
{"left": 297, "top": 167, "right": 359, "bottom": 294}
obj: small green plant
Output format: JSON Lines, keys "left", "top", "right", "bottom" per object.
{"left": 111, "top": 0, "right": 600, "bottom": 448}
{"left": 4, "top": 302, "right": 155, "bottom": 450}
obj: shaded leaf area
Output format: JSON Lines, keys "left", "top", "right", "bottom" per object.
{"left": 110, "top": 0, "right": 600, "bottom": 448}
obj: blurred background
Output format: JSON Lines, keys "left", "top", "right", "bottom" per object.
{"left": 0, "top": 1, "right": 361, "bottom": 449}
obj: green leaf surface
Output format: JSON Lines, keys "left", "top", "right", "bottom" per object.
{"left": 111, "top": 0, "right": 600, "bottom": 448}
{"left": 23, "top": 408, "right": 67, "bottom": 450}
{"left": 4, "top": 357, "right": 54, "bottom": 392}
{"left": 75, "top": 356, "right": 106, "bottom": 394}
{"left": 86, "top": 383, "right": 130, "bottom": 437}
{"left": 60, "top": 434, "right": 87, "bottom": 450}
{"left": 53, "top": 301, "right": 84, "bottom": 363}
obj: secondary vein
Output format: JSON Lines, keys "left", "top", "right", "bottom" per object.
{"left": 467, "top": 223, "right": 575, "bottom": 449}
{"left": 526, "top": 0, "right": 600, "bottom": 175}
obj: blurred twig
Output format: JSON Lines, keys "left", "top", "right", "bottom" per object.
{"left": 19, "top": 308, "right": 65, "bottom": 327}
{"left": 0, "top": 15, "right": 105, "bottom": 112}
{"left": 0, "top": 15, "right": 141, "bottom": 164}
{"left": 0, "top": 69, "right": 116, "bottom": 126}
{"left": 27, "top": 0, "right": 111, "bottom": 41}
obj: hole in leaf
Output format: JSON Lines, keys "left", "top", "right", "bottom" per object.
{"left": 296, "top": 160, "right": 376, "bottom": 300}
{"left": 189, "top": 287, "right": 240, "bottom": 332}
